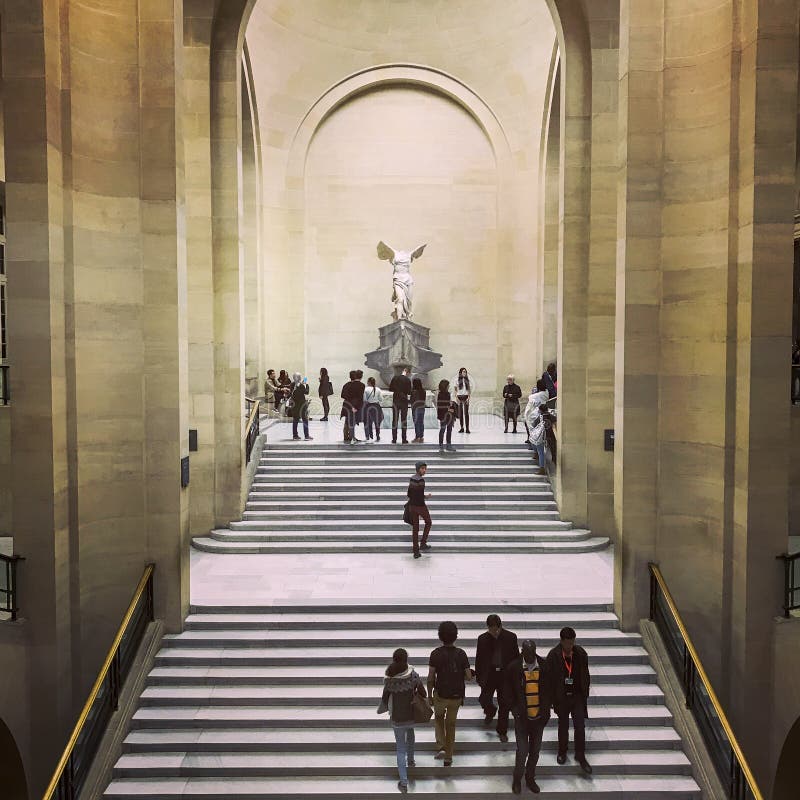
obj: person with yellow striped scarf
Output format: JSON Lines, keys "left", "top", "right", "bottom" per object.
{"left": 504, "top": 640, "right": 553, "bottom": 794}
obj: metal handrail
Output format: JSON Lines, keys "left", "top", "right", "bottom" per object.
{"left": 243, "top": 398, "right": 261, "bottom": 464}
{"left": 777, "top": 551, "right": 800, "bottom": 617}
{"left": 648, "top": 563, "right": 763, "bottom": 800}
{"left": 0, "top": 552, "right": 23, "bottom": 620}
{"left": 42, "top": 564, "right": 155, "bottom": 800}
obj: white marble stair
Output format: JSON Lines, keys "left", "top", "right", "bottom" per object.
{"left": 104, "top": 603, "right": 701, "bottom": 799}
{"left": 192, "top": 443, "right": 610, "bottom": 554}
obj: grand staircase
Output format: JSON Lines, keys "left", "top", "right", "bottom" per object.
{"left": 104, "top": 602, "right": 701, "bottom": 798}
{"left": 192, "top": 443, "right": 611, "bottom": 554}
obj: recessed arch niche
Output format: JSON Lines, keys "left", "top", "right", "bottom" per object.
{"left": 0, "top": 718, "right": 28, "bottom": 800}
{"left": 302, "top": 81, "right": 499, "bottom": 387}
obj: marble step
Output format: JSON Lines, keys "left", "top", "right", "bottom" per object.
{"left": 121, "top": 725, "right": 682, "bottom": 753}
{"left": 244, "top": 500, "right": 559, "bottom": 511}
{"left": 228, "top": 518, "right": 574, "bottom": 531}
{"left": 150, "top": 646, "right": 655, "bottom": 686}
{"left": 250, "top": 480, "right": 551, "bottom": 489}
{"left": 192, "top": 537, "right": 612, "bottom": 555}
{"left": 170, "top": 626, "right": 642, "bottom": 646}
{"left": 138, "top": 684, "right": 664, "bottom": 708}
{"left": 260, "top": 445, "right": 535, "bottom": 454}
{"left": 247, "top": 491, "right": 555, "bottom": 501}
{"left": 104, "top": 774, "right": 702, "bottom": 798}
{"left": 129, "top": 704, "right": 673, "bottom": 729}
{"left": 211, "top": 529, "right": 590, "bottom": 543}
{"left": 241, "top": 508, "right": 562, "bottom": 519}
{"left": 162, "top": 631, "right": 648, "bottom": 669}
{"left": 112, "top": 749, "right": 693, "bottom": 778}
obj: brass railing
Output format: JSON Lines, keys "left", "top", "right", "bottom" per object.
{"left": 43, "top": 564, "right": 155, "bottom": 800}
{"left": 0, "top": 552, "right": 23, "bottom": 620}
{"left": 244, "top": 398, "right": 260, "bottom": 464}
{"left": 648, "top": 564, "right": 763, "bottom": 800}
{"left": 778, "top": 551, "right": 800, "bottom": 617}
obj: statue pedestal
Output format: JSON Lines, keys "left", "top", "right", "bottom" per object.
{"left": 364, "top": 319, "right": 443, "bottom": 388}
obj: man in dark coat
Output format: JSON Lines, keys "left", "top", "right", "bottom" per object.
{"left": 340, "top": 370, "right": 365, "bottom": 444}
{"left": 475, "top": 614, "right": 519, "bottom": 741}
{"left": 389, "top": 366, "right": 412, "bottom": 444}
{"left": 545, "top": 626, "right": 592, "bottom": 774}
{"left": 505, "top": 639, "right": 552, "bottom": 794}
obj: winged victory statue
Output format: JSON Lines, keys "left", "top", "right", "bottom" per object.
{"left": 376, "top": 241, "right": 427, "bottom": 321}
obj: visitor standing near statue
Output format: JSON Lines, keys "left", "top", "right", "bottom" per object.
{"left": 411, "top": 378, "right": 427, "bottom": 443}
{"left": 546, "top": 626, "right": 592, "bottom": 775}
{"left": 389, "top": 367, "right": 413, "bottom": 444}
{"left": 503, "top": 374, "right": 523, "bottom": 433}
{"left": 475, "top": 614, "right": 519, "bottom": 743}
{"left": 505, "top": 639, "right": 552, "bottom": 794}
{"left": 455, "top": 367, "right": 472, "bottom": 434}
{"left": 406, "top": 461, "right": 432, "bottom": 558}
{"left": 363, "top": 377, "right": 384, "bottom": 441}
{"left": 340, "top": 370, "right": 365, "bottom": 445}
{"left": 289, "top": 373, "right": 312, "bottom": 441}
{"left": 318, "top": 367, "right": 333, "bottom": 421}
{"left": 264, "top": 369, "right": 279, "bottom": 415}
{"left": 436, "top": 380, "right": 457, "bottom": 452}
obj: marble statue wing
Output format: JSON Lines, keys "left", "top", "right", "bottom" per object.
{"left": 377, "top": 241, "right": 396, "bottom": 262}
{"left": 411, "top": 244, "right": 427, "bottom": 261}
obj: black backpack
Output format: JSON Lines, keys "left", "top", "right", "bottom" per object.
{"left": 435, "top": 647, "right": 465, "bottom": 699}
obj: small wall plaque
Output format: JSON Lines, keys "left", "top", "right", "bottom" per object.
{"left": 189, "top": 429, "right": 198, "bottom": 452}
{"left": 604, "top": 429, "right": 615, "bottom": 452}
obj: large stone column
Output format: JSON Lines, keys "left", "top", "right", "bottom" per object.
{"left": 3, "top": 2, "right": 74, "bottom": 790}
{"left": 613, "top": 0, "right": 663, "bottom": 628}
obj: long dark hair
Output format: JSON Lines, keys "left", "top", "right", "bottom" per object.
{"left": 457, "top": 367, "right": 470, "bottom": 392}
{"left": 412, "top": 377, "right": 423, "bottom": 391}
{"left": 319, "top": 367, "right": 329, "bottom": 381}
{"left": 386, "top": 647, "right": 409, "bottom": 677}
{"left": 438, "top": 379, "right": 450, "bottom": 393}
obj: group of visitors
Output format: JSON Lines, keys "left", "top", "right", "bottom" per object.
{"left": 340, "top": 369, "right": 386, "bottom": 444}
{"left": 379, "top": 617, "right": 592, "bottom": 794}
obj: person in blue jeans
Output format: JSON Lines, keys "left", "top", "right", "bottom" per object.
{"left": 378, "top": 648, "right": 428, "bottom": 793}
{"left": 411, "top": 378, "right": 427, "bottom": 443}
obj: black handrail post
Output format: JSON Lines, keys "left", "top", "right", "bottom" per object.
{"left": 649, "top": 566, "right": 656, "bottom": 621}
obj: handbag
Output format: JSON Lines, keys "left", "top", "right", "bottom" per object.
{"left": 403, "top": 502, "right": 412, "bottom": 525}
{"left": 412, "top": 692, "right": 433, "bottom": 723}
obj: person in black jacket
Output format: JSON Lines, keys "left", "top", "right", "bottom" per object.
{"left": 389, "top": 367, "right": 412, "bottom": 444}
{"left": 340, "top": 370, "right": 365, "bottom": 444}
{"left": 505, "top": 640, "right": 552, "bottom": 794}
{"left": 503, "top": 374, "right": 523, "bottom": 433}
{"left": 318, "top": 367, "right": 333, "bottom": 421}
{"left": 407, "top": 461, "right": 431, "bottom": 558}
{"left": 377, "top": 647, "right": 427, "bottom": 794}
{"left": 289, "top": 373, "right": 312, "bottom": 440}
{"left": 475, "top": 614, "right": 519, "bottom": 741}
{"left": 436, "top": 379, "right": 457, "bottom": 452}
{"left": 545, "top": 626, "right": 592, "bottom": 774}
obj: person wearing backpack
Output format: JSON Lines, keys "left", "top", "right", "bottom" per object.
{"left": 377, "top": 648, "right": 428, "bottom": 793}
{"left": 426, "top": 620, "right": 474, "bottom": 767}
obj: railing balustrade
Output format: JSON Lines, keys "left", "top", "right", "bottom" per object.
{"left": 244, "top": 398, "right": 261, "bottom": 464}
{"left": 648, "top": 563, "right": 763, "bottom": 800}
{"left": 0, "top": 552, "right": 23, "bottom": 620}
{"left": 778, "top": 551, "right": 800, "bottom": 617}
{"left": 43, "top": 564, "right": 155, "bottom": 800}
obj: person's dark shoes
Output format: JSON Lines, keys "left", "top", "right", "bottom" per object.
{"left": 556, "top": 753, "right": 567, "bottom": 765}
{"left": 376, "top": 436, "right": 381, "bottom": 441}
{"left": 512, "top": 778, "right": 522, "bottom": 794}
{"left": 292, "top": 435, "right": 301, "bottom": 440}
{"left": 443, "top": 759, "right": 452, "bottom": 767}
{"left": 513, "top": 427, "right": 518, "bottom": 433}
{"left": 498, "top": 732, "right": 509, "bottom": 743}
{"left": 504, "top": 428, "right": 508, "bottom": 433}
{"left": 397, "top": 781, "right": 408, "bottom": 793}
{"left": 413, "top": 551, "right": 421, "bottom": 559}
{"left": 320, "top": 416, "right": 328, "bottom": 421}
{"left": 407, "top": 759, "right": 416, "bottom": 767}
{"left": 465, "top": 429, "right": 471, "bottom": 434}
{"left": 392, "top": 439, "right": 397, "bottom": 444}
{"left": 304, "top": 436, "right": 313, "bottom": 440}
{"left": 526, "top": 777, "right": 541, "bottom": 793}
{"left": 458, "top": 428, "right": 465, "bottom": 433}
{"left": 578, "top": 757, "right": 592, "bottom": 775}
{"left": 484, "top": 707, "right": 497, "bottom": 725}
{"left": 446, "top": 445, "right": 457, "bottom": 452}
{"left": 421, "top": 543, "right": 431, "bottom": 550}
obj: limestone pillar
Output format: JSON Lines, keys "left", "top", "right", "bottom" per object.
{"left": 613, "top": 0, "right": 663, "bottom": 628}
{"left": 3, "top": 2, "right": 74, "bottom": 790}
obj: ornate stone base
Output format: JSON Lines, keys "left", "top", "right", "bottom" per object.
{"left": 364, "top": 319, "right": 443, "bottom": 388}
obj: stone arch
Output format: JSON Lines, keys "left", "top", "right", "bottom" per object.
{"left": 286, "top": 64, "right": 513, "bottom": 183}
{"left": 774, "top": 715, "right": 800, "bottom": 799}
{"left": 0, "top": 718, "right": 28, "bottom": 800}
